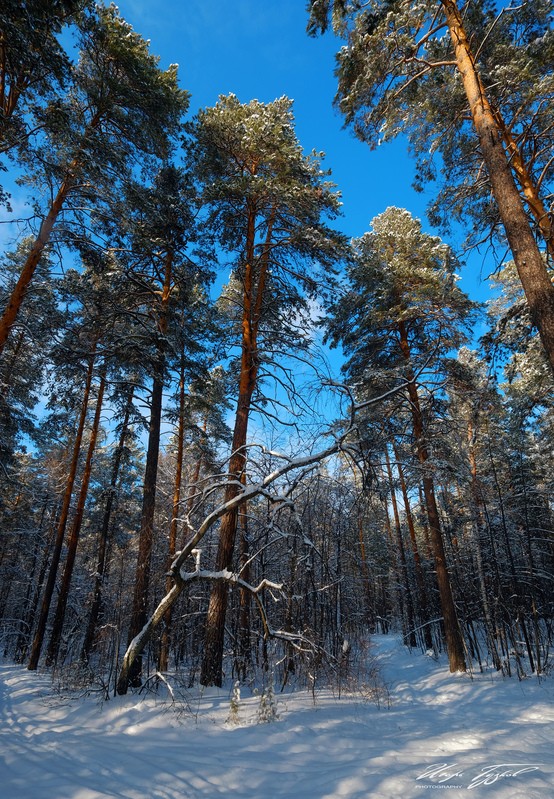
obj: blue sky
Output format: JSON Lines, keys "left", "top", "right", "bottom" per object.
{"left": 118, "top": 0, "right": 424, "bottom": 234}
{"left": 113, "top": 0, "right": 493, "bottom": 304}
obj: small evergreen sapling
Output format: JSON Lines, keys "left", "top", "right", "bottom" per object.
{"left": 228, "top": 680, "right": 241, "bottom": 725}
{"left": 257, "top": 679, "right": 278, "bottom": 723}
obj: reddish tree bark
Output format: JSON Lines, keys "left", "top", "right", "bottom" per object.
{"left": 28, "top": 344, "right": 97, "bottom": 670}
{"left": 441, "top": 0, "right": 554, "bottom": 374}
{"left": 397, "top": 320, "right": 466, "bottom": 672}
{"left": 200, "top": 204, "right": 274, "bottom": 687}
{"left": 45, "top": 368, "right": 106, "bottom": 665}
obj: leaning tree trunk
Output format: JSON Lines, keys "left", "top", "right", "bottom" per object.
{"left": 0, "top": 113, "right": 102, "bottom": 355}
{"left": 28, "top": 344, "right": 97, "bottom": 670}
{"left": 45, "top": 368, "right": 106, "bottom": 666}
{"left": 442, "top": 0, "right": 554, "bottom": 375}
{"left": 0, "top": 177, "right": 73, "bottom": 354}
{"left": 115, "top": 428, "right": 343, "bottom": 695}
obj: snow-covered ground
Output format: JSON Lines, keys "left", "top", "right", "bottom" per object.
{"left": 1, "top": 635, "right": 553, "bottom": 798}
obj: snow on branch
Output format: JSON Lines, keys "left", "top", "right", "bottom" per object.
{"left": 116, "top": 377, "right": 409, "bottom": 694}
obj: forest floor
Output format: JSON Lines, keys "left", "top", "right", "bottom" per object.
{"left": 1, "top": 635, "right": 553, "bottom": 799}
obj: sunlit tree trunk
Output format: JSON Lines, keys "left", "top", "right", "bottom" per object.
{"left": 46, "top": 367, "right": 107, "bottom": 665}
{"left": 441, "top": 0, "right": 554, "bottom": 374}
{"left": 491, "top": 116, "right": 554, "bottom": 261}
{"left": 200, "top": 204, "right": 273, "bottom": 687}
{"left": 398, "top": 320, "right": 466, "bottom": 671}
{"left": 28, "top": 343, "right": 97, "bottom": 670}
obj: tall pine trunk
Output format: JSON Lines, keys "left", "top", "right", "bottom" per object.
{"left": 492, "top": 115, "right": 554, "bottom": 261}
{"left": 398, "top": 321, "right": 466, "bottom": 671}
{"left": 199, "top": 204, "right": 272, "bottom": 687}
{"left": 442, "top": 0, "right": 554, "bottom": 374}
{"left": 81, "top": 384, "right": 135, "bottom": 662}
{"left": 45, "top": 368, "right": 106, "bottom": 666}
{"left": 28, "top": 344, "right": 97, "bottom": 670}
{"left": 158, "top": 352, "right": 186, "bottom": 673}
{"left": 125, "top": 251, "right": 173, "bottom": 687}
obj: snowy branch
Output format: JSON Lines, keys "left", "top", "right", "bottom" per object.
{"left": 116, "top": 378, "right": 409, "bottom": 694}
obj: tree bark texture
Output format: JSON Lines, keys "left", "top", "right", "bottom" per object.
{"left": 397, "top": 321, "right": 467, "bottom": 671}
{"left": 28, "top": 345, "right": 97, "bottom": 670}
{"left": 45, "top": 369, "right": 106, "bottom": 666}
{"left": 441, "top": 0, "right": 554, "bottom": 374}
{"left": 200, "top": 203, "right": 273, "bottom": 687}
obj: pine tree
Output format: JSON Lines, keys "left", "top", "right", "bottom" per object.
{"left": 326, "top": 207, "right": 478, "bottom": 671}
{"left": 189, "top": 94, "right": 346, "bottom": 686}
{"left": 307, "top": 0, "right": 554, "bottom": 374}
{"left": 0, "top": 240, "right": 63, "bottom": 471}
{"left": 0, "top": 0, "right": 89, "bottom": 158}
{"left": 0, "top": 4, "right": 188, "bottom": 353}
{"left": 111, "top": 165, "right": 211, "bottom": 692}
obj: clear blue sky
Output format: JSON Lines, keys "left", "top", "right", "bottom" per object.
{"left": 116, "top": 0, "right": 491, "bottom": 302}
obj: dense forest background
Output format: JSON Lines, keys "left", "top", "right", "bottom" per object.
{"left": 0, "top": 0, "right": 553, "bottom": 697}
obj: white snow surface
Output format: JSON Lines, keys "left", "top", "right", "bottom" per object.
{"left": 1, "top": 635, "right": 553, "bottom": 798}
